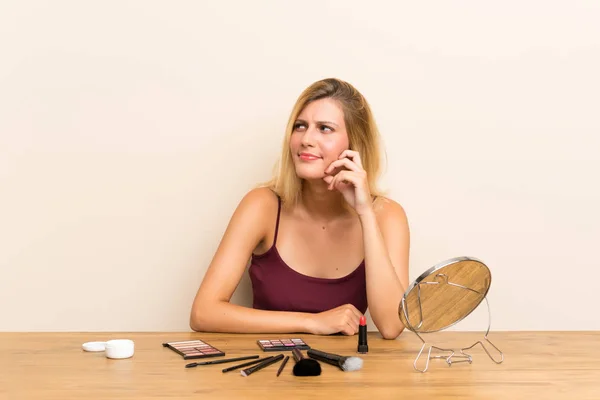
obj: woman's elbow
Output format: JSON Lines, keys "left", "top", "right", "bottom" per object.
{"left": 189, "top": 312, "right": 204, "bottom": 332}
{"left": 189, "top": 316, "right": 203, "bottom": 332}
{"left": 380, "top": 325, "right": 405, "bottom": 340}
{"left": 189, "top": 304, "right": 213, "bottom": 332}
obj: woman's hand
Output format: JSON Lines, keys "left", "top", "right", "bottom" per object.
{"left": 323, "top": 149, "right": 373, "bottom": 216}
{"left": 307, "top": 304, "right": 363, "bottom": 336}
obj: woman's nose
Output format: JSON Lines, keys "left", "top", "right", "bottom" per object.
{"left": 300, "top": 125, "right": 318, "bottom": 146}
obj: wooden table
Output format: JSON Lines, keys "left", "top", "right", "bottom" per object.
{"left": 1, "top": 331, "right": 599, "bottom": 399}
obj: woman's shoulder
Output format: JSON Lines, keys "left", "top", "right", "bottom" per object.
{"left": 235, "top": 187, "right": 280, "bottom": 253}
{"left": 236, "top": 186, "right": 280, "bottom": 218}
{"left": 373, "top": 196, "right": 409, "bottom": 224}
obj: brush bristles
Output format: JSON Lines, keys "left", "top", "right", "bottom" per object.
{"left": 341, "top": 357, "right": 363, "bottom": 372}
{"left": 293, "top": 359, "right": 322, "bottom": 376}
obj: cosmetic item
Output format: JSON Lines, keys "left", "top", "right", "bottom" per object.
{"left": 185, "top": 355, "right": 259, "bottom": 368}
{"left": 358, "top": 315, "right": 369, "bottom": 353}
{"left": 105, "top": 339, "right": 135, "bottom": 359}
{"left": 307, "top": 349, "right": 363, "bottom": 372}
{"left": 291, "top": 348, "right": 321, "bottom": 376}
{"left": 276, "top": 356, "right": 290, "bottom": 377}
{"left": 82, "top": 339, "right": 134, "bottom": 359}
{"left": 162, "top": 340, "right": 225, "bottom": 360}
{"left": 241, "top": 354, "right": 284, "bottom": 377}
{"left": 257, "top": 338, "right": 310, "bottom": 352}
{"left": 222, "top": 356, "right": 274, "bottom": 373}
{"left": 82, "top": 341, "right": 107, "bottom": 352}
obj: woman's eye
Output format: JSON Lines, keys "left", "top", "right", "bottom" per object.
{"left": 320, "top": 125, "right": 333, "bottom": 133}
{"left": 293, "top": 123, "right": 306, "bottom": 131}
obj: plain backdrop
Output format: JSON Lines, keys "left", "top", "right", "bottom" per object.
{"left": 1, "top": 1, "right": 599, "bottom": 332}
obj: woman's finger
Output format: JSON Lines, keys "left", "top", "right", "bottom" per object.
{"left": 343, "top": 304, "right": 362, "bottom": 324}
{"left": 344, "top": 321, "right": 356, "bottom": 336}
{"left": 331, "top": 171, "right": 360, "bottom": 191}
{"left": 325, "top": 157, "right": 361, "bottom": 174}
{"left": 329, "top": 171, "right": 355, "bottom": 190}
{"left": 338, "top": 149, "right": 363, "bottom": 169}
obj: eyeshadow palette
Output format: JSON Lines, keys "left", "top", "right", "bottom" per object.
{"left": 257, "top": 338, "right": 310, "bottom": 352}
{"left": 162, "top": 340, "right": 225, "bottom": 360}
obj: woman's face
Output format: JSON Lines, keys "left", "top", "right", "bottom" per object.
{"left": 289, "top": 98, "right": 349, "bottom": 181}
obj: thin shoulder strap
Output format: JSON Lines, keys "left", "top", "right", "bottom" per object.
{"left": 273, "top": 194, "right": 282, "bottom": 246}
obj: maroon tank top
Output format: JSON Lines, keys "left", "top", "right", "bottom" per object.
{"left": 248, "top": 195, "right": 368, "bottom": 314}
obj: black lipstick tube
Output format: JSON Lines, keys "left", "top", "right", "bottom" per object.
{"left": 358, "top": 318, "right": 368, "bottom": 353}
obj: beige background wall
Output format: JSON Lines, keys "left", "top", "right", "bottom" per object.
{"left": 1, "top": 1, "right": 599, "bottom": 332}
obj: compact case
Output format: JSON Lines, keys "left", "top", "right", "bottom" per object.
{"left": 257, "top": 338, "right": 310, "bottom": 352}
{"left": 162, "top": 340, "right": 226, "bottom": 360}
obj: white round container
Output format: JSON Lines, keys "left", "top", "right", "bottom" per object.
{"left": 104, "top": 339, "right": 135, "bottom": 359}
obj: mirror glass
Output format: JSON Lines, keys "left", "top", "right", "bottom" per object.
{"left": 398, "top": 256, "right": 491, "bottom": 333}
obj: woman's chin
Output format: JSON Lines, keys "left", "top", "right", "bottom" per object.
{"left": 298, "top": 174, "right": 326, "bottom": 181}
{"left": 294, "top": 165, "right": 325, "bottom": 180}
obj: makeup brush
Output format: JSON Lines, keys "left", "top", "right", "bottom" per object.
{"left": 307, "top": 349, "right": 363, "bottom": 372}
{"left": 291, "top": 348, "right": 321, "bottom": 376}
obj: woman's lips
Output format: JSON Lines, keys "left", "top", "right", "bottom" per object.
{"left": 299, "top": 153, "right": 321, "bottom": 161}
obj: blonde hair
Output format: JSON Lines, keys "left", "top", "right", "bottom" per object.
{"left": 265, "top": 78, "right": 385, "bottom": 206}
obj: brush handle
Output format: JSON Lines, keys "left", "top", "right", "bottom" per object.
{"left": 276, "top": 356, "right": 290, "bottom": 377}
{"left": 306, "top": 349, "right": 344, "bottom": 370}
{"left": 307, "top": 349, "right": 343, "bottom": 362}
{"left": 185, "top": 355, "right": 259, "bottom": 368}
{"left": 241, "top": 354, "right": 284, "bottom": 377}
{"left": 291, "top": 348, "right": 304, "bottom": 362}
{"left": 222, "top": 355, "right": 273, "bottom": 372}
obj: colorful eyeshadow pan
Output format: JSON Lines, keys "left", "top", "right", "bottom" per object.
{"left": 257, "top": 338, "right": 310, "bottom": 352}
{"left": 162, "top": 340, "right": 225, "bottom": 360}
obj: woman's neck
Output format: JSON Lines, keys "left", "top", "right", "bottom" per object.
{"left": 298, "top": 179, "right": 351, "bottom": 221}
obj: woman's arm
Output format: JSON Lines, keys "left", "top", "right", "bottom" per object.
{"left": 360, "top": 199, "right": 410, "bottom": 339}
{"left": 190, "top": 188, "right": 313, "bottom": 333}
{"left": 323, "top": 150, "right": 410, "bottom": 339}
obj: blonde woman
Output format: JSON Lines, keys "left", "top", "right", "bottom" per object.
{"left": 190, "top": 78, "right": 409, "bottom": 339}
